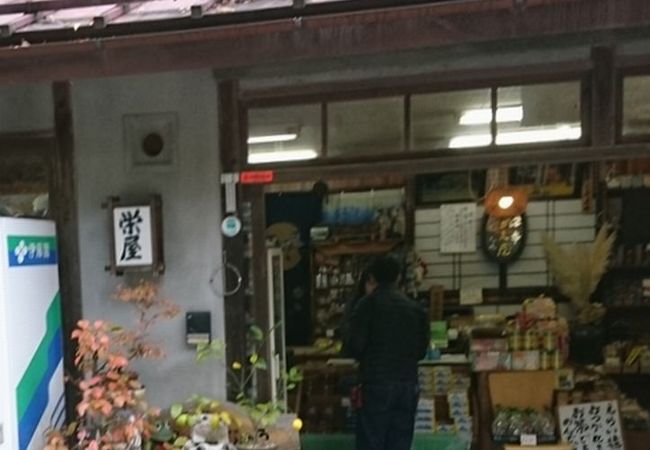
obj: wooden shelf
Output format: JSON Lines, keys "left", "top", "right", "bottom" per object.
{"left": 312, "top": 239, "right": 403, "bottom": 256}
{"left": 606, "top": 267, "right": 650, "bottom": 276}
{"left": 440, "top": 286, "right": 569, "bottom": 308}
{"left": 605, "top": 304, "right": 650, "bottom": 312}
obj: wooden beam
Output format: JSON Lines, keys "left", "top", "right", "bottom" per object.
{"left": 51, "top": 81, "right": 83, "bottom": 419}
{"left": 241, "top": 60, "right": 593, "bottom": 107}
{"left": 264, "top": 143, "right": 650, "bottom": 183}
{"left": 591, "top": 46, "right": 617, "bottom": 146}
{"left": 217, "top": 80, "right": 248, "bottom": 401}
{"left": 0, "top": 0, "right": 647, "bottom": 84}
{"left": 244, "top": 184, "right": 272, "bottom": 402}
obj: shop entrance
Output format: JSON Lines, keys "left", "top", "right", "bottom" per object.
{"left": 252, "top": 157, "right": 650, "bottom": 450}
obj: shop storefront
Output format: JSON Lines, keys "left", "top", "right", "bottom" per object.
{"left": 217, "top": 46, "right": 650, "bottom": 450}
{"left": 2, "top": 1, "right": 650, "bottom": 449}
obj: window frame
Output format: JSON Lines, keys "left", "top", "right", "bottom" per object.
{"left": 241, "top": 68, "right": 591, "bottom": 169}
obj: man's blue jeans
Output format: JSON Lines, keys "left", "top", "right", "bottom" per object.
{"left": 356, "top": 382, "right": 419, "bottom": 450}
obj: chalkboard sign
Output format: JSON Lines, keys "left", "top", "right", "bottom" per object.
{"left": 558, "top": 400, "right": 624, "bottom": 450}
{"left": 480, "top": 214, "right": 527, "bottom": 264}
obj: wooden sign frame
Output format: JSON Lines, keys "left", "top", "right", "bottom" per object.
{"left": 103, "top": 195, "right": 164, "bottom": 276}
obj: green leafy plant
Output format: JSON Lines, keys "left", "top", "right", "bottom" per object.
{"left": 195, "top": 324, "right": 303, "bottom": 449}
{"left": 45, "top": 280, "right": 180, "bottom": 450}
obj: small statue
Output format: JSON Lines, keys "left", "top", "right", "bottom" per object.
{"left": 146, "top": 419, "right": 174, "bottom": 450}
{"left": 183, "top": 414, "right": 236, "bottom": 450}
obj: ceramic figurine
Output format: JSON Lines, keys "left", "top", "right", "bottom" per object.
{"left": 146, "top": 419, "right": 174, "bottom": 450}
{"left": 182, "top": 414, "right": 236, "bottom": 450}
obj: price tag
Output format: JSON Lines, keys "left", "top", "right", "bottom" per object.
{"left": 520, "top": 434, "right": 537, "bottom": 446}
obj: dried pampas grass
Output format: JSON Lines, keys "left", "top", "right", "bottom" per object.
{"left": 541, "top": 226, "right": 616, "bottom": 324}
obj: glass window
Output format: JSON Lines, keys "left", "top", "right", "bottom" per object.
{"left": 623, "top": 75, "right": 650, "bottom": 137}
{"left": 247, "top": 104, "right": 321, "bottom": 164}
{"left": 496, "top": 82, "right": 581, "bottom": 145}
{"left": 0, "top": 153, "right": 50, "bottom": 217}
{"left": 327, "top": 97, "right": 404, "bottom": 157}
{"left": 411, "top": 89, "right": 492, "bottom": 150}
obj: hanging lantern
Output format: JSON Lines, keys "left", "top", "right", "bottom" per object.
{"left": 484, "top": 187, "right": 528, "bottom": 218}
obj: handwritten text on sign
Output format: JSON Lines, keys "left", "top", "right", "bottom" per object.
{"left": 440, "top": 203, "right": 476, "bottom": 254}
{"left": 113, "top": 206, "right": 153, "bottom": 267}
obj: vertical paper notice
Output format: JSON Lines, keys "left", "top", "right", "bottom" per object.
{"left": 440, "top": 203, "right": 476, "bottom": 253}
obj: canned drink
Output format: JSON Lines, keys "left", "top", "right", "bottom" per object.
{"left": 543, "top": 332, "right": 557, "bottom": 351}
{"left": 509, "top": 333, "right": 521, "bottom": 351}
{"left": 524, "top": 331, "right": 538, "bottom": 350}
{"left": 541, "top": 352, "right": 551, "bottom": 370}
{"left": 553, "top": 350, "right": 562, "bottom": 369}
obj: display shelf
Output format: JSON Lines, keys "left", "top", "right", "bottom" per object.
{"left": 440, "top": 286, "right": 569, "bottom": 309}
{"left": 312, "top": 239, "right": 403, "bottom": 256}
{"left": 310, "top": 239, "right": 403, "bottom": 342}
{"left": 605, "top": 266, "right": 650, "bottom": 276}
{"left": 606, "top": 304, "right": 650, "bottom": 312}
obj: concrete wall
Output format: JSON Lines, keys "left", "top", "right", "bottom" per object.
{"left": 72, "top": 70, "right": 226, "bottom": 407}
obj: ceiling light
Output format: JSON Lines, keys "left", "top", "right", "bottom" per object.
{"left": 495, "top": 125, "right": 581, "bottom": 145}
{"left": 247, "top": 133, "right": 298, "bottom": 145}
{"left": 459, "top": 106, "right": 524, "bottom": 125}
{"left": 449, "top": 134, "right": 492, "bottom": 149}
{"left": 248, "top": 149, "right": 318, "bottom": 164}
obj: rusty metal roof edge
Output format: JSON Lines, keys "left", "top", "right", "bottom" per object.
{"left": 0, "top": 0, "right": 645, "bottom": 84}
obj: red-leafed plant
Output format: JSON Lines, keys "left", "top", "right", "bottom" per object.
{"left": 45, "top": 280, "right": 179, "bottom": 450}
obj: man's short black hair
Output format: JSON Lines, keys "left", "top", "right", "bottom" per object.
{"left": 368, "top": 255, "right": 402, "bottom": 285}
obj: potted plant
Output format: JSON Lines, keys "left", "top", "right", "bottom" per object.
{"left": 193, "top": 325, "right": 303, "bottom": 450}
{"left": 542, "top": 226, "right": 616, "bottom": 364}
{"left": 45, "top": 280, "right": 180, "bottom": 450}
{"left": 165, "top": 394, "right": 247, "bottom": 449}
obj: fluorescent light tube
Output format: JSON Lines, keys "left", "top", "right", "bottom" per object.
{"left": 459, "top": 106, "right": 524, "bottom": 125}
{"left": 247, "top": 133, "right": 298, "bottom": 145}
{"left": 495, "top": 125, "right": 581, "bottom": 145}
{"left": 449, "top": 134, "right": 492, "bottom": 148}
{"left": 449, "top": 125, "right": 581, "bottom": 148}
{"left": 248, "top": 149, "right": 318, "bottom": 164}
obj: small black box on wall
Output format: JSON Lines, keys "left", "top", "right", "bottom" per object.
{"left": 186, "top": 311, "right": 211, "bottom": 345}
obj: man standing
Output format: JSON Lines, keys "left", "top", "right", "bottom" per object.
{"left": 347, "top": 256, "right": 430, "bottom": 450}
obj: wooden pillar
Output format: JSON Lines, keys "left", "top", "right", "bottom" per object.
{"left": 244, "top": 184, "right": 272, "bottom": 402}
{"left": 591, "top": 46, "right": 617, "bottom": 147}
{"left": 51, "top": 81, "right": 83, "bottom": 419}
{"left": 218, "top": 79, "right": 273, "bottom": 401}
{"left": 218, "top": 79, "right": 249, "bottom": 400}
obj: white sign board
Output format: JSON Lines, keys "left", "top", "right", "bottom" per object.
{"left": 460, "top": 287, "right": 483, "bottom": 305}
{"left": 440, "top": 203, "right": 476, "bottom": 253}
{"left": 113, "top": 205, "right": 153, "bottom": 267}
{"left": 558, "top": 400, "right": 624, "bottom": 450}
{"left": 0, "top": 219, "right": 65, "bottom": 450}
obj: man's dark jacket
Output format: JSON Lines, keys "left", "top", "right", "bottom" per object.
{"left": 346, "top": 284, "right": 429, "bottom": 384}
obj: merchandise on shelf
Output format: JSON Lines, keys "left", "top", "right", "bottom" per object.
{"left": 604, "top": 342, "right": 650, "bottom": 374}
{"left": 417, "top": 365, "right": 472, "bottom": 438}
{"left": 491, "top": 407, "right": 556, "bottom": 444}
{"left": 469, "top": 297, "right": 569, "bottom": 372}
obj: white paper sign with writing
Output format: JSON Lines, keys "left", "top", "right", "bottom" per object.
{"left": 113, "top": 206, "right": 153, "bottom": 267}
{"left": 558, "top": 400, "right": 624, "bottom": 450}
{"left": 440, "top": 203, "right": 476, "bottom": 254}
